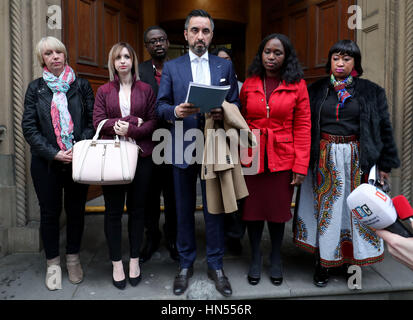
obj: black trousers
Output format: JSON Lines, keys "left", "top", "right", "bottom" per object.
{"left": 144, "top": 162, "right": 177, "bottom": 243}
{"left": 102, "top": 156, "right": 153, "bottom": 262}
{"left": 224, "top": 200, "right": 246, "bottom": 240}
{"left": 30, "top": 155, "right": 89, "bottom": 260}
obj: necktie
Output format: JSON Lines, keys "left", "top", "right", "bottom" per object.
{"left": 195, "top": 57, "right": 205, "bottom": 84}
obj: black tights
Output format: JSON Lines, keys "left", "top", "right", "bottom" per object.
{"left": 102, "top": 156, "right": 153, "bottom": 262}
{"left": 246, "top": 221, "right": 285, "bottom": 277}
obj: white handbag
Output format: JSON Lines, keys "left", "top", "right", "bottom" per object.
{"left": 72, "top": 119, "right": 139, "bottom": 185}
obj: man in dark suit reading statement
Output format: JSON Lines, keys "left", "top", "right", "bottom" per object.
{"left": 156, "top": 9, "right": 240, "bottom": 297}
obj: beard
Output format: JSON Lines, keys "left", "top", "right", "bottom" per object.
{"left": 151, "top": 48, "right": 167, "bottom": 60}
{"left": 190, "top": 41, "right": 208, "bottom": 56}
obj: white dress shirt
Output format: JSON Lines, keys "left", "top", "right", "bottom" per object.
{"left": 118, "top": 85, "right": 136, "bottom": 143}
{"left": 174, "top": 50, "right": 212, "bottom": 118}
{"left": 119, "top": 84, "right": 131, "bottom": 117}
{"left": 189, "top": 50, "right": 211, "bottom": 86}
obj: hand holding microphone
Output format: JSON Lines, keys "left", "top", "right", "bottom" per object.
{"left": 376, "top": 195, "right": 413, "bottom": 270}
{"left": 346, "top": 166, "right": 413, "bottom": 238}
{"left": 376, "top": 221, "right": 413, "bottom": 271}
{"left": 347, "top": 166, "right": 413, "bottom": 270}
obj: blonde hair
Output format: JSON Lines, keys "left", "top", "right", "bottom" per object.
{"left": 108, "top": 42, "right": 140, "bottom": 81}
{"left": 35, "top": 36, "right": 68, "bottom": 68}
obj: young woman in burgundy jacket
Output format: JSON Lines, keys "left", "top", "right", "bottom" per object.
{"left": 240, "top": 33, "right": 311, "bottom": 286}
{"left": 93, "top": 42, "right": 157, "bottom": 290}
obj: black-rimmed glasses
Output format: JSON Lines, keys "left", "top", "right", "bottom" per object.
{"left": 146, "top": 37, "right": 168, "bottom": 45}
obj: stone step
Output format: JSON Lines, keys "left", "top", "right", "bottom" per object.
{"left": 1, "top": 214, "right": 413, "bottom": 300}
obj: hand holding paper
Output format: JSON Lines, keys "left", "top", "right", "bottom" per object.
{"left": 175, "top": 102, "right": 200, "bottom": 119}
{"left": 185, "top": 82, "right": 230, "bottom": 113}
{"left": 210, "top": 107, "right": 223, "bottom": 121}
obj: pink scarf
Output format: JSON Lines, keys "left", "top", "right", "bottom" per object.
{"left": 43, "top": 65, "right": 75, "bottom": 150}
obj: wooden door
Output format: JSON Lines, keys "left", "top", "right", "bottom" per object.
{"left": 63, "top": 0, "right": 142, "bottom": 200}
{"left": 63, "top": 0, "right": 142, "bottom": 93}
{"left": 262, "top": 0, "right": 355, "bottom": 84}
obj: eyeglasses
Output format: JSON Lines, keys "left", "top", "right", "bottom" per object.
{"left": 146, "top": 37, "right": 168, "bottom": 45}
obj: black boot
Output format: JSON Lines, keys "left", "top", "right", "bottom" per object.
{"left": 246, "top": 221, "right": 264, "bottom": 285}
{"left": 140, "top": 234, "right": 160, "bottom": 263}
{"left": 247, "top": 253, "right": 262, "bottom": 285}
{"left": 226, "top": 237, "right": 243, "bottom": 256}
{"left": 268, "top": 222, "right": 284, "bottom": 286}
{"left": 166, "top": 239, "right": 179, "bottom": 261}
{"left": 313, "top": 259, "right": 329, "bottom": 287}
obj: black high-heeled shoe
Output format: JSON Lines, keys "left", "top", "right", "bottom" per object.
{"left": 112, "top": 277, "right": 126, "bottom": 290}
{"left": 129, "top": 274, "right": 142, "bottom": 287}
{"left": 112, "top": 261, "right": 126, "bottom": 290}
{"left": 129, "top": 259, "right": 142, "bottom": 287}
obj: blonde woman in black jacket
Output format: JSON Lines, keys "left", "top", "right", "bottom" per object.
{"left": 22, "top": 37, "right": 94, "bottom": 290}
{"left": 293, "top": 40, "right": 400, "bottom": 287}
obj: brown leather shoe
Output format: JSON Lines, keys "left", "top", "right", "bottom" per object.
{"left": 207, "top": 268, "right": 232, "bottom": 297}
{"left": 173, "top": 267, "right": 193, "bottom": 295}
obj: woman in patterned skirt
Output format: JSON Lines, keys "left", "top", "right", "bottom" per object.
{"left": 294, "top": 40, "right": 400, "bottom": 287}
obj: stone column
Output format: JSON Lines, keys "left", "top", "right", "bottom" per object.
{"left": 0, "top": 0, "right": 14, "bottom": 257}
{"left": 7, "top": 0, "right": 40, "bottom": 254}
{"left": 0, "top": 0, "right": 62, "bottom": 256}
{"left": 400, "top": 0, "right": 413, "bottom": 201}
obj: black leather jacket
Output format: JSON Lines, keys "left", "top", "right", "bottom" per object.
{"left": 309, "top": 77, "right": 400, "bottom": 174}
{"left": 22, "top": 77, "right": 95, "bottom": 161}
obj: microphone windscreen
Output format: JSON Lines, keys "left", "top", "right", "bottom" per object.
{"left": 347, "top": 183, "right": 397, "bottom": 230}
{"left": 393, "top": 195, "right": 413, "bottom": 220}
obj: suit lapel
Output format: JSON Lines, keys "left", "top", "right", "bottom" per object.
{"left": 178, "top": 54, "right": 193, "bottom": 84}
{"left": 209, "top": 55, "right": 222, "bottom": 86}
{"left": 143, "top": 61, "right": 158, "bottom": 94}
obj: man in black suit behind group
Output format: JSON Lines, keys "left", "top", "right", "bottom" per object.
{"left": 139, "top": 26, "right": 178, "bottom": 263}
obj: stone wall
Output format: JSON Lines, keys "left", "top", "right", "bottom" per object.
{"left": 0, "top": 0, "right": 62, "bottom": 257}
{"left": 357, "top": 0, "right": 413, "bottom": 201}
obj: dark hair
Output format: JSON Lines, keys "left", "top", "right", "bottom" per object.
{"left": 211, "top": 47, "right": 233, "bottom": 60}
{"left": 143, "top": 25, "right": 167, "bottom": 43}
{"left": 184, "top": 9, "right": 214, "bottom": 31}
{"left": 247, "top": 33, "right": 303, "bottom": 84}
{"left": 326, "top": 39, "right": 363, "bottom": 76}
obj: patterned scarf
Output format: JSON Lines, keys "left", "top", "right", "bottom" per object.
{"left": 330, "top": 74, "right": 353, "bottom": 121}
{"left": 43, "top": 65, "right": 75, "bottom": 151}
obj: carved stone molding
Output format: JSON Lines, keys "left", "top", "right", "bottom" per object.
{"left": 10, "top": 0, "right": 26, "bottom": 227}
{"left": 401, "top": 0, "right": 413, "bottom": 201}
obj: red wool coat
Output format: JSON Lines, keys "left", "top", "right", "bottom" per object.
{"left": 240, "top": 76, "right": 311, "bottom": 175}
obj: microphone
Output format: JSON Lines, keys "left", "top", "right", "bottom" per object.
{"left": 346, "top": 184, "right": 413, "bottom": 238}
{"left": 393, "top": 195, "right": 413, "bottom": 221}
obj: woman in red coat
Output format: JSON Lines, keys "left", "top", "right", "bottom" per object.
{"left": 241, "top": 34, "right": 311, "bottom": 286}
{"left": 93, "top": 42, "right": 157, "bottom": 290}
